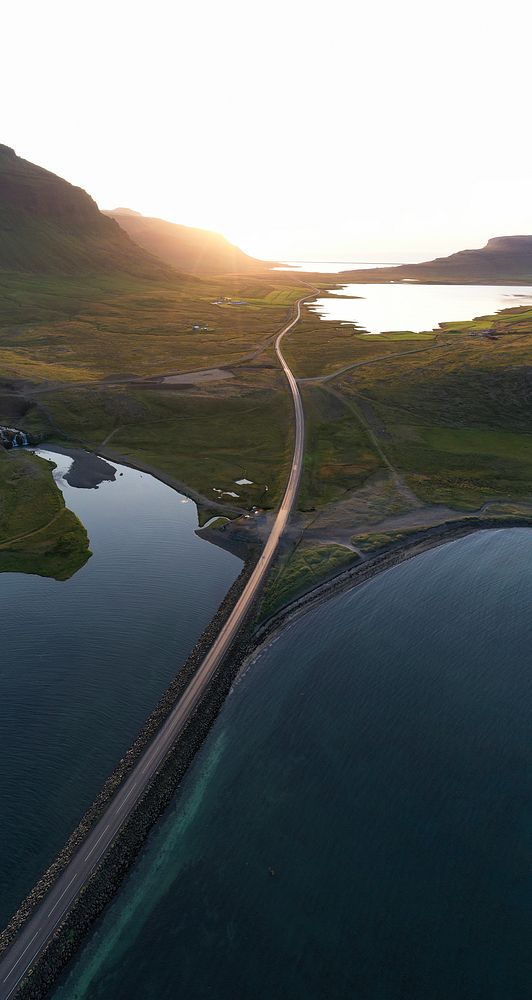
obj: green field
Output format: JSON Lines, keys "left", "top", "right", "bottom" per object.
{"left": 0, "top": 449, "right": 90, "bottom": 579}
{"left": 299, "top": 385, "right": 382, "bottom": 509}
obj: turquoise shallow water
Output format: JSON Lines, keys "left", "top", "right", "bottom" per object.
{"left": 0, "top": 450, "right": 241, "bottom": 927}
{"left": 54, "top": 527, "right": 532, "bottom": 1000}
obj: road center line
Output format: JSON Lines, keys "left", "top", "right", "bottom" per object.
{"left": 82, "top": 825, "right": 111, "bottom": 863}
{"left": 2, "top": 931, "right": 39, "bottom": 979}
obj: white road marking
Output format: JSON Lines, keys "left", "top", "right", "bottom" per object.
{"left": 2, "top": 931, "right": 39, "bottom": 979}
{"left": 82, "top": 824, "right": 110, "bottom": 862}
{"left": 116, "top": 780, "right": 140, "bottom": 813}
{"left": 46, "top": 871, "right": 80, "bottom": 918}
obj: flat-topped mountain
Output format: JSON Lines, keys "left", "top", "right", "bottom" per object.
{"left": 105, "top": 208, "right": 269, "bottom": 276}
{"left": 341, "top": 236, "right": 532, "bottom": 285}
{"left": 0, "top": 146, "right": 171, "bottom": 277}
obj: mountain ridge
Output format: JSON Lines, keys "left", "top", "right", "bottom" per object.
{"left": 0, "top": 146, "right": 173, "bottom": 278}
{"left": 105, "top": 208, "right": 271, "bottom": 276}
{"left": 340, "top": 235, "right": 532, "bottom": 285}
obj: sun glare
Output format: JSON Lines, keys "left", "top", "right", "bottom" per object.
{"left": 3, "top": 0, "right": 532, "bottom": 258}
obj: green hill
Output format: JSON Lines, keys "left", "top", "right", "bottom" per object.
{"left": 105, "top": 208, "right": 270, "bottom": 276}
{"left": 341, "top": 236, "right": 532, "bottom": 285}
{"left": 0, "top": 146, "right": 171, "bottom": 278}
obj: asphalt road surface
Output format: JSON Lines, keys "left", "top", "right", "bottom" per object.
{"left": 0, "top": 292, "right": 313, "bottom": 999}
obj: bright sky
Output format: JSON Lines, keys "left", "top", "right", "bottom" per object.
{"left": 3, "top": 0, "right": 532, "bottom": 261}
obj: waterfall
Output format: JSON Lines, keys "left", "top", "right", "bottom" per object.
{"left": 13, "top": 430, "right": 28, "bottom": 448}
{"left": 0, "top": 426, "right": 29, "bottom": 449}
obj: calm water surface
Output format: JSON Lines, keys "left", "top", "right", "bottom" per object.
{"left": 312, "top": 281, "right": 532, "bottom": 333}
{"left": 0, "top": 449, "right": 241, "bottom": 926}
{"left": 55, "top": 529, "right": 532, "bottom": 1000}
{"left": 275, "top": 260, "right": 401, "bottom": 273}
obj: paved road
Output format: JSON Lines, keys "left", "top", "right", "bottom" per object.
{"left": 0, "top": 292, "right": 313, "bottom": 1000}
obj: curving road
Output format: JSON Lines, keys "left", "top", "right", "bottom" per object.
{"left": 0, "top": 292, "right": 314, "bottom": 1000}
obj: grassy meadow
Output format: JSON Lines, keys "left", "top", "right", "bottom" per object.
{"left": 298, "top": 385, "right": 382, "bottom": 509}
{"left": 0, "top": 272, "right": 308, "bottom": 381}
{"left": 272, "top": 294, "right": 532, "bottom": 513}
{"left": 0, "top": 269, "right": 306, "bottom": 526}
{"left": 0, "top": 449, "right": 90, "bottom": 579}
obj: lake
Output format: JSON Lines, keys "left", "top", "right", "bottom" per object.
{"left": 311, "top": 282, "right": 532, "bottom": 334}
{"left": 0, "top": 449, "right": 241, "bottom": 927}
{"left": 54, "top": 528, "right": 532, "bottom": 1000}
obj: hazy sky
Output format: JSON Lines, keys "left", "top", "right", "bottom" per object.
{"left": 3, "top": 0, "right": 531, "bottom": 261}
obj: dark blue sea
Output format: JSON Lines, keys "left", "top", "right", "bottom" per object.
{"left": 54, "top": 528, "right": 532, "bottom": 999}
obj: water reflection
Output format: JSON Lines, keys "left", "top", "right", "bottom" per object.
{"left": 311, "top": 282, "right": 532, "bottom": 334}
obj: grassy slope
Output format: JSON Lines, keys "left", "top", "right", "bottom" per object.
{"left": 0, "top": 450, "right": 90, "bottom": 579}
{"left": 260, "top": 542, "right": 359, "bottom": 619}
{"left": 0, "top": 145, "right": 169, "bottom": 279}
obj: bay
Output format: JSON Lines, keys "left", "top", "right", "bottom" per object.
{"left": 55, "top": 528, "right": 532, "bottom": 1000}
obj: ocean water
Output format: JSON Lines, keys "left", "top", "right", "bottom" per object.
{"left": 311, "top": 281, "right": 532, "bottom": 334}
{"left": 274, "top": 261, "right": 401, "bottom": 273}
{"left": 0, "top": 450, "right": 241, "bottom": 927}
{"left": 55, "top": 528, "right": 532, "bottom": 1000}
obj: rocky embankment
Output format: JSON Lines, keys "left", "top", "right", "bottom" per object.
{"left": 2, "top": 549, "right": 263, "bottom": 998}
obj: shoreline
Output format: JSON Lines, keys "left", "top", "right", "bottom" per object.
{"left": 5, "top": 439, "right": 532, "bottom": 996}
{"left": 43, "top": 438, "right": 249, "bottom": 523}
{"left": 39, "top": 439, "right": 261, "bottom": 558}
{"left": 35, "top": 444, "right": 117, "bottom": 490}
{"left": 248, "top": 515, "right": 532, "bottom": 665}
